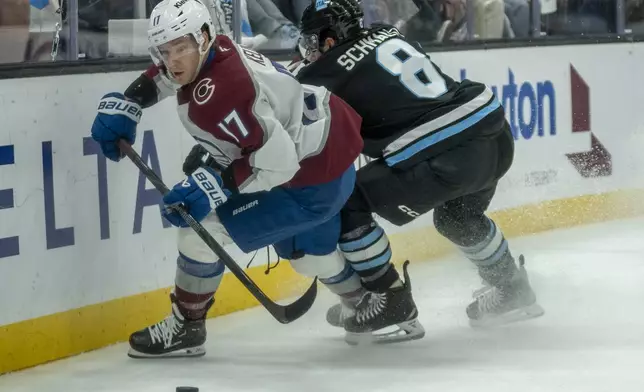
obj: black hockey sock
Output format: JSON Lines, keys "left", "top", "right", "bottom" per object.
{"left": 339, "top": 223, "right": 400, "bottom": 292}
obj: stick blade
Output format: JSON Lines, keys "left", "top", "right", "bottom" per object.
{"left": 269, "top": 278, "right": 318, "bottom": 324}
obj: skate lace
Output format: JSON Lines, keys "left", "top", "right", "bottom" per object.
{"left": 476, "top": 287, "right": 504, "bottom": 313}
{"left": 148, "top": 314, "right": 183, "bottom": 348}
{"left": 356, "top": 292, "right": 387, "bottom": 324}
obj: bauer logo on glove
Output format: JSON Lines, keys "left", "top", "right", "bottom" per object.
{"left": 162, "top": 167, "right": 230, "bottom": 227}
{"left": 193, "top": 170, "right": 227, "bottom": 208}
{"left": 91, "top": 92, "right": 142, "bottom": 162}
{"left": 97, "top": 98, "right": 143, "bottom": 123}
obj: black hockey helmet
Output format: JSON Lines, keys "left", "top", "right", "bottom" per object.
{"left": 298, "top": 0, "right": 364, "bottom": 61}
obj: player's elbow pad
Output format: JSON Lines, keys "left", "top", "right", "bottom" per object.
{"left": 124, "top": 74, "right": 159, "bottom": 108}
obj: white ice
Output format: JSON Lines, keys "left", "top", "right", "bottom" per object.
{"left": 2, "top": 217, "right": 644, "bottom": 392}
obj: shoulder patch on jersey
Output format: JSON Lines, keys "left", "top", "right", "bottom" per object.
{"left": 193, "top": 78, "right": 215, "bottom": 105}
{"left": 241, "top": 47, "right": 266, "bottom": 67}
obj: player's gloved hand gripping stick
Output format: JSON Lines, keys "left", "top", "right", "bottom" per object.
{"left": 118, "top": 140, "right": 317, "bottom": 324}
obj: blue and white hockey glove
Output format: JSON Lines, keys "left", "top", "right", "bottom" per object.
{"left": 162, "top": 167, "right": 230, "bottom": 227}
{"left": 91, "top": 93, "right": 142, "bottom": 162}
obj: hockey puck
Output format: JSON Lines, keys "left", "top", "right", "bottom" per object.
{"left": 176, "top": 387, "right": 199, "bottom": 392}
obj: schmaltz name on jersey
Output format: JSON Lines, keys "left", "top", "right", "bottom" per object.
{"left": 337, "top": 27, "right": 401, "bottom": 71}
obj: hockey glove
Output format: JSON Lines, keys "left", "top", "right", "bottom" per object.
{"left": 183, "top": 144, "right": 212, "bottom": 176}
{"left": 91, "top": 93, "right": 142, "bottom": 162}
{"left": 162, "top": 167, "right": 231, "bottom": 227}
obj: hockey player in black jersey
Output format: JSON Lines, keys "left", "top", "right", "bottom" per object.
{"left": 294, "top": 0, "right": 544, "bottom": 342}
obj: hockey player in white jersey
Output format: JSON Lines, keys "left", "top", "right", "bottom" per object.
{"left": 90, "top": 0, "right": 365, "bottom": 357}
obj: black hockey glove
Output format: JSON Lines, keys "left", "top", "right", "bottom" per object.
{"left": 182, "top": 144, "right": 214, "bottom": 176}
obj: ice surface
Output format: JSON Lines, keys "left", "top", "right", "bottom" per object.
{"left": 2, "top": 217, "right": 644, "bottom": 392}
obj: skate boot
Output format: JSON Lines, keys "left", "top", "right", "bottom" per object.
{"left": 344, "top": 261, "right": 425, "bottom": 345}
{"left": 472, "top": 277, "right": 492, "bottom": 298}
{"left": 325, "top": 288, "right": 366, "bottom": 328}
{"left": 128, "top": 293, "right": 213, "bottom": 358}
{"left": 467, "top": 255, "right": 544, "bottom": 327}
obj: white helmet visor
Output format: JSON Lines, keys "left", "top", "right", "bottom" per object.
{"left": 150, "top": 34, "right": 201, "bottom": 71}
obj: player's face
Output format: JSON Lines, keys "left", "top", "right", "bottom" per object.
{"left": 299, "top": 33, "right": 320, "bottom": 62}
{"left": 156, "top": 35, "right": 202, "bottom": 85}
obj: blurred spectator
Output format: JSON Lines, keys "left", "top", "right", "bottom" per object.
{"left": 400, "top": 0, "right": 443, "bottom": 41}
{"left": 246, "top": 0, "right": 300, "bottom": 50}
{"left": 0, "top": 0, "right": 30, "bottom": 63}
{"left": 542, "top": 0, "right": 617, "bottom": 35}
{"left": 273, "top": 0, "right": 310, "bottom": 25}
{"left": 434, "top": 0, "right": 514, "bottom": 41}
{"left": 626, "top": 0, "right": 644, "bottom": 34}
{"left": 208, "top": 0, "right": 300, "bottom": 50}
{"left": 504, "top": 0, "right": 530, "bottom": 37}
{"left": 4, "top": 0, "right": 636, "bottom": 65}
{"left": 211, "top": 0, "right": 268, "bottom": 48}
{"left": 359, "top": 0, "right": 419, "bottom": 27}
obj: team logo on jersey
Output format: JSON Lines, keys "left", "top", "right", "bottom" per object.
{"left": 193, "top": 78, "right": 215, "bottom": 105}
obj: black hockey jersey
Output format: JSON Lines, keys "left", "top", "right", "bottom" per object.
{"left": 296, "top": 26, "right": 506, "bottom": 169}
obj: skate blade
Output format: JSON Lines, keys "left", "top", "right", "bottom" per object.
{"left": 345, "top": 319, "right": 426, "bottom": 346}
{"left": 127, "top": 345, "right": 206, "bottom": 359}
{"left": 469, "top": 303, "right": 545, "bottom": 328}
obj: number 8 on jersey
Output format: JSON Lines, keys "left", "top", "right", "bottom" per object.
{"left": 376, "top": 38, "right": 448, "bottom": 99}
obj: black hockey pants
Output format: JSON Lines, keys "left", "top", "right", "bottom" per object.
{"left": 341, "top": 121, "right": 515, "bottom": 248}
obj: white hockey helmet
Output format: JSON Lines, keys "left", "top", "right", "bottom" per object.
{"left": 148, "top": 0, "right": 217, "bottom": 84}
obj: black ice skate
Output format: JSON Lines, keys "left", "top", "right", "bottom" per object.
{"left": 467, "top": 255, "right": 544, "bottom": 327}
{"left": 344, "top": 261, "right": 425, "bottom": 345}
{"left": 128, "top": 294, "right": 213, "bottom": 358}
{"left": 325, "top": 288, "right": 366, "bottom": 328}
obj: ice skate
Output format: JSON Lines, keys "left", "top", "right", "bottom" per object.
{"left": 344, "top": 261, "right": 425, "bottom": 345}
{"left": 128, "top": 294, "right": 213, "bottom": 358}
{"left": 326, "top": 288, "right": 366, "bottom": 328}
{"left": 467, "top": 255, "right": 544, "bottom": 327}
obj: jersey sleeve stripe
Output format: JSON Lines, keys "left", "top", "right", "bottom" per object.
{"left": 383, "top": 87, "right": 499, "bottom": 166}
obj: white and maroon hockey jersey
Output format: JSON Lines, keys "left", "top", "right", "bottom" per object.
{"left": 143, "top": 35, "right": 363, "bottom": 194}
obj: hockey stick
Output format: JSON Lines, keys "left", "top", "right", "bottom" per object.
{"left": 118, "top": 140, "right": 317, "bottom": 324}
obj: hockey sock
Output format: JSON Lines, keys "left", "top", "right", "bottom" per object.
{"left": 458, "top": 218, "right": 517, "bottom": 287}
{"left": 339, "top": 223, "right": 400, "bottom": 292}
{"left": 174, "top": 252, "right": 225, "bottom": 320}
{"left": 289, "top": 251, "right": 364, "bottom": 297}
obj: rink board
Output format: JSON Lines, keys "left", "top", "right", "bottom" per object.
{"left": 1, "top": 42, "right": 644, "bottom": 374}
